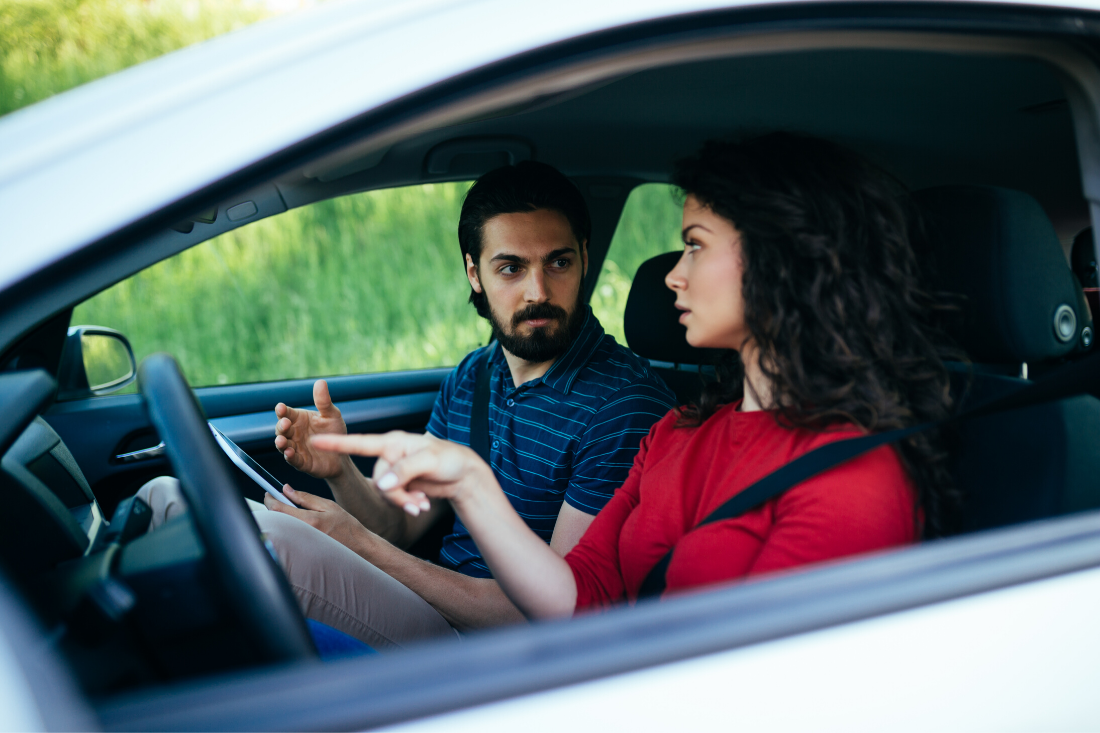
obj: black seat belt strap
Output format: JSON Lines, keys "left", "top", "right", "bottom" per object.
{"left": 637, "top": 349, "right": 1100, "bottom": 600}
{"left": 469, "top": 348, "right": 493, "bottom": 465}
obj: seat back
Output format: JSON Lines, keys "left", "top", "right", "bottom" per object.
{"left": 915, "top": 185, "right": 1100, "bottom": 533}
{"left": 623, "top": 251, "right": 717, "bottom": 405}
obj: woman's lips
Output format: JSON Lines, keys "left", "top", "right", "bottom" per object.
{"left": 675, "top": 304, "right": 690, "bottom": 324}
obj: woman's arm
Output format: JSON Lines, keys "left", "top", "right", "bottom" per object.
{"left": 311, "top": 431, "right": 577, "bottom": 620}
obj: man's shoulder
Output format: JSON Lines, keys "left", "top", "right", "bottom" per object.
{"left": 570, "top": 335, "right": 677, "bottom": 407}
{"left": 446, "top": 344, "right": 493, "bottom": 385}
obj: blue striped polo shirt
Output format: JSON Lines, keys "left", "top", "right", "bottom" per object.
{"left": 426, "top": 308, "right": 676, "bottom": 578}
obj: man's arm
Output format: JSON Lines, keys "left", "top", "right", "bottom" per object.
{"left": 274, "top": 379, "right": 439, "bottom": 548}
{"left": 323, "top": 454, "right": 444, "bottom": 548}
{"left": 264, "top": 486, "right": 596, "bottom": 629}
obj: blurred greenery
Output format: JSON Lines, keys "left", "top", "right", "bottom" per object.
{"left": 81, "top": 332, "right": 134, "bottom": 388}
{"left": 74, "top": 183, "right": 683, "bottom": 386}
{"left": 8, "top": 0, "right": 684, "bottom": 386}
{"left": 0, "top": 0, "right": 267, "bottom": 116}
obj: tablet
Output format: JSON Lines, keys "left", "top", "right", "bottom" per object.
{"left": 209, "top": 423, "right": 296, "bottom": 507}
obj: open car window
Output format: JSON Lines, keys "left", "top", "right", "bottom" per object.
{"left": 73, "top": 182, "right": 482, "bottom": 387}
{"left": 591, "top": 183, "right": 683, "bottom": 346}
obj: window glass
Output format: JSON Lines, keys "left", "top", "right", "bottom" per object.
{"left": 590, "top": 183, "right": 683, "bottom": 346}
{"left": 73, "top": 183, "right": 487, "bottom": 387}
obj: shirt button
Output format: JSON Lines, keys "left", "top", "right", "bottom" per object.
{"left": 506, "top": 398, "right": 515, "bottom": 407}
{"left": 492, "top": 440, "right": 500, "bottom": 449}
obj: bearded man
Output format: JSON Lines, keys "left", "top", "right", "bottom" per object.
{"left": 161, "top": 163, "right": 675, "bottom": 648}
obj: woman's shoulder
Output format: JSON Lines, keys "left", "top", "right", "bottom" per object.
{"left": 778, "top": 422, "right": 916, "bottom": 518}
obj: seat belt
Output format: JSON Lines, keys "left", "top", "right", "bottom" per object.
{"left": 469, "top": 348, "right": 493, "bottom": 465}
{"left": 636, "top": 349, "right": 1100, "bottom": 600}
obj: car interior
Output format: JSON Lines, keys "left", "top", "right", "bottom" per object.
{"left": 3, "top": 12, "right": 1100, "bottom": 728}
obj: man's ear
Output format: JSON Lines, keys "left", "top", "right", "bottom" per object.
{"left": 466, "top": 253, "right": 483, "bottom": 293}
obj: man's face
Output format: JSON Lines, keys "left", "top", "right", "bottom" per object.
{"left": 466, "top": 208, "right": 588, "bottom": 364}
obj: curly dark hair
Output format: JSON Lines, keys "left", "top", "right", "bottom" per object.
{"left": 673, "top": 133, "right": 959, "bottom": 537}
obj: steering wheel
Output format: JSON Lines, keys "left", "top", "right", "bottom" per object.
{"left": 138, "top": 353, "right": 316, "bottom": 663}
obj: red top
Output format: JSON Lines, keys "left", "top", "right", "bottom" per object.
{"left": 565, "top": 402, "right": 917, "bottom": 609}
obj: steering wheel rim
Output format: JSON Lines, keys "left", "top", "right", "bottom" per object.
{"left": 138, "top": 353, "right": 316, "bottom": 663}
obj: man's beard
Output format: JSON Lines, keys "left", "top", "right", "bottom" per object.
{"left": 488, "top": 293, "right": 586, "bottom": 363}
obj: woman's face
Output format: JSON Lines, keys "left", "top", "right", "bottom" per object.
{"left": 665, "top": 195, "right": 750, "bottom": 351}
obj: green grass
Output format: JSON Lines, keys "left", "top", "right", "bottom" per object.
{"left": 0, "top": 0, "right": 267, "bottom": 117}
{"left": 74, "top": 184, "right": 683, "bottom": 387}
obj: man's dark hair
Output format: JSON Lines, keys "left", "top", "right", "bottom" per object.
{"left": 458, "top": 161, "right": 591, "bottom": 318}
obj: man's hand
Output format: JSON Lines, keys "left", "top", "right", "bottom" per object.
{"left": 274, "top": 380, "right": 348, "bottom": 479}
{"left": 263, "top": 484, "right": 364, "bottom": 548}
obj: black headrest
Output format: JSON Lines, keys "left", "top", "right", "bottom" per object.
{"left": 624, "top": 252, "right": 715, "bottom": 364}
{"left": 1072, "top": 227, "right": 1098, "bottom": 288}
{"left": 913, "top": 186, "right": 1081, "bottom": 364}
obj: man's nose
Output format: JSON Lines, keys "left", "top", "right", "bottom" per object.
{"left": 525, "top": 269, "right": 551, "bottom": 302}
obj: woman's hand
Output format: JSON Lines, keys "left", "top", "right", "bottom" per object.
{"left": 310, "top": 431, "right": 496, "bottom": 516}
{"left": 311, "top": 430, "right": 578, "bottom": 620}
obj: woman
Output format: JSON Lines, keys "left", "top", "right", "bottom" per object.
{"left": 311, "top": 133, "right": 957, "bottom": 617}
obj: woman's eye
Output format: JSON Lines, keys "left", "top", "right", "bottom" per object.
{"left": 685, "top": 242, "right": 702, "bottom": 254}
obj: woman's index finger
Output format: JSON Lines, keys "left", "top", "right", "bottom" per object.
{"left": 311, "top": 432, "right": 403, "bottom": 457}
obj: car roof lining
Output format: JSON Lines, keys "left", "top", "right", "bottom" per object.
{"left": 165, "top": 39, "right": 1090, "bottom": 299}
{"left": 270, "top": 38, "right": 1087, "bottom": 238}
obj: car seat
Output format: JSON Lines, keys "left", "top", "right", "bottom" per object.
{"left": 1072, "top": 227, "right": 1099, "bottom": 327}
{"left": 912, "top": 185, "right": 1100, "bottom": 533}
{"left": 623, "top": 251, "right": 717, "bottom": 405}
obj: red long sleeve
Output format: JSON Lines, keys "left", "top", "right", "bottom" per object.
{"left": 565, "top": 403, "right": 917, "bottom": 610}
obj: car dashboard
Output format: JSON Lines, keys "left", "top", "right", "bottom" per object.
{"left": 0, "top": 370, "right": 265, "bottom": 696}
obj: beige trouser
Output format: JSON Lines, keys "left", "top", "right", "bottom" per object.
{"left": 135, "top": 476, "right": 457, "bottom": 651}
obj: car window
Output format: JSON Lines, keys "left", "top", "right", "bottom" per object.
{"left": 73, "top": 183, "right": 485, "bottom": 387}
{"left": 591, "top": 183, "right": 683, "bottom": 346}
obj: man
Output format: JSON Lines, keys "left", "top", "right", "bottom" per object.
{"left": 247, "top": 162, "right": 675, "bottom": 647}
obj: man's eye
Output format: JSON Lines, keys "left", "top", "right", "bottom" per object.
{"left": 553, "top": 258, "right": 571, "bottom": 268}
{"left": 501, "top": 265, "right": 520, "bottom": 275}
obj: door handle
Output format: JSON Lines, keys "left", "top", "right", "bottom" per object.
{"left": 115, "top": 442, "right": 165, "bottom": 463}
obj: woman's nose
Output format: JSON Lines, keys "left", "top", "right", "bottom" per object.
{"left": 665, "top": 253, "right": 688, "bottom": 291}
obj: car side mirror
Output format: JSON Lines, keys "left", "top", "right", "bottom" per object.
{"left": 57, "top": 327, "right": 137, "bottom": 400}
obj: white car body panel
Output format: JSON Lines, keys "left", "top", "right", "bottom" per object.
{"left": 395, "top": 567, "right": 1100, "bottom": 731}
{"left": 1, "top": 0, "right": 1100, "bottom": 728}
{"left": 0, "top": 630, "right": 43, "bottom": 732}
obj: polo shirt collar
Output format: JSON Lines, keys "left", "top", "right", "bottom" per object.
{"left": 522, "top": 307, "right": 607, "bottom": 395}
{"left": 488, "top": 307, "right": 604, "bottom": 396}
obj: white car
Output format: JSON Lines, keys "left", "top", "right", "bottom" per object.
{"left": 1, "top": 0, "right": 1099, "bottom": 729}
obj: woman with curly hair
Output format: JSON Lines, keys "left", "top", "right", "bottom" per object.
{"left": 309, "top": 133, "right": 956, "bottom": 616}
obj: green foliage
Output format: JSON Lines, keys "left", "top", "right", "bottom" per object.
{"left": 0, "top": 0, "right": 266, "bottom": 116}
{"left": 590, "top": 184, "right": 683, "bottom": 346}
{"left": 74, "top": 183, "right": 683, "bottom": 387}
